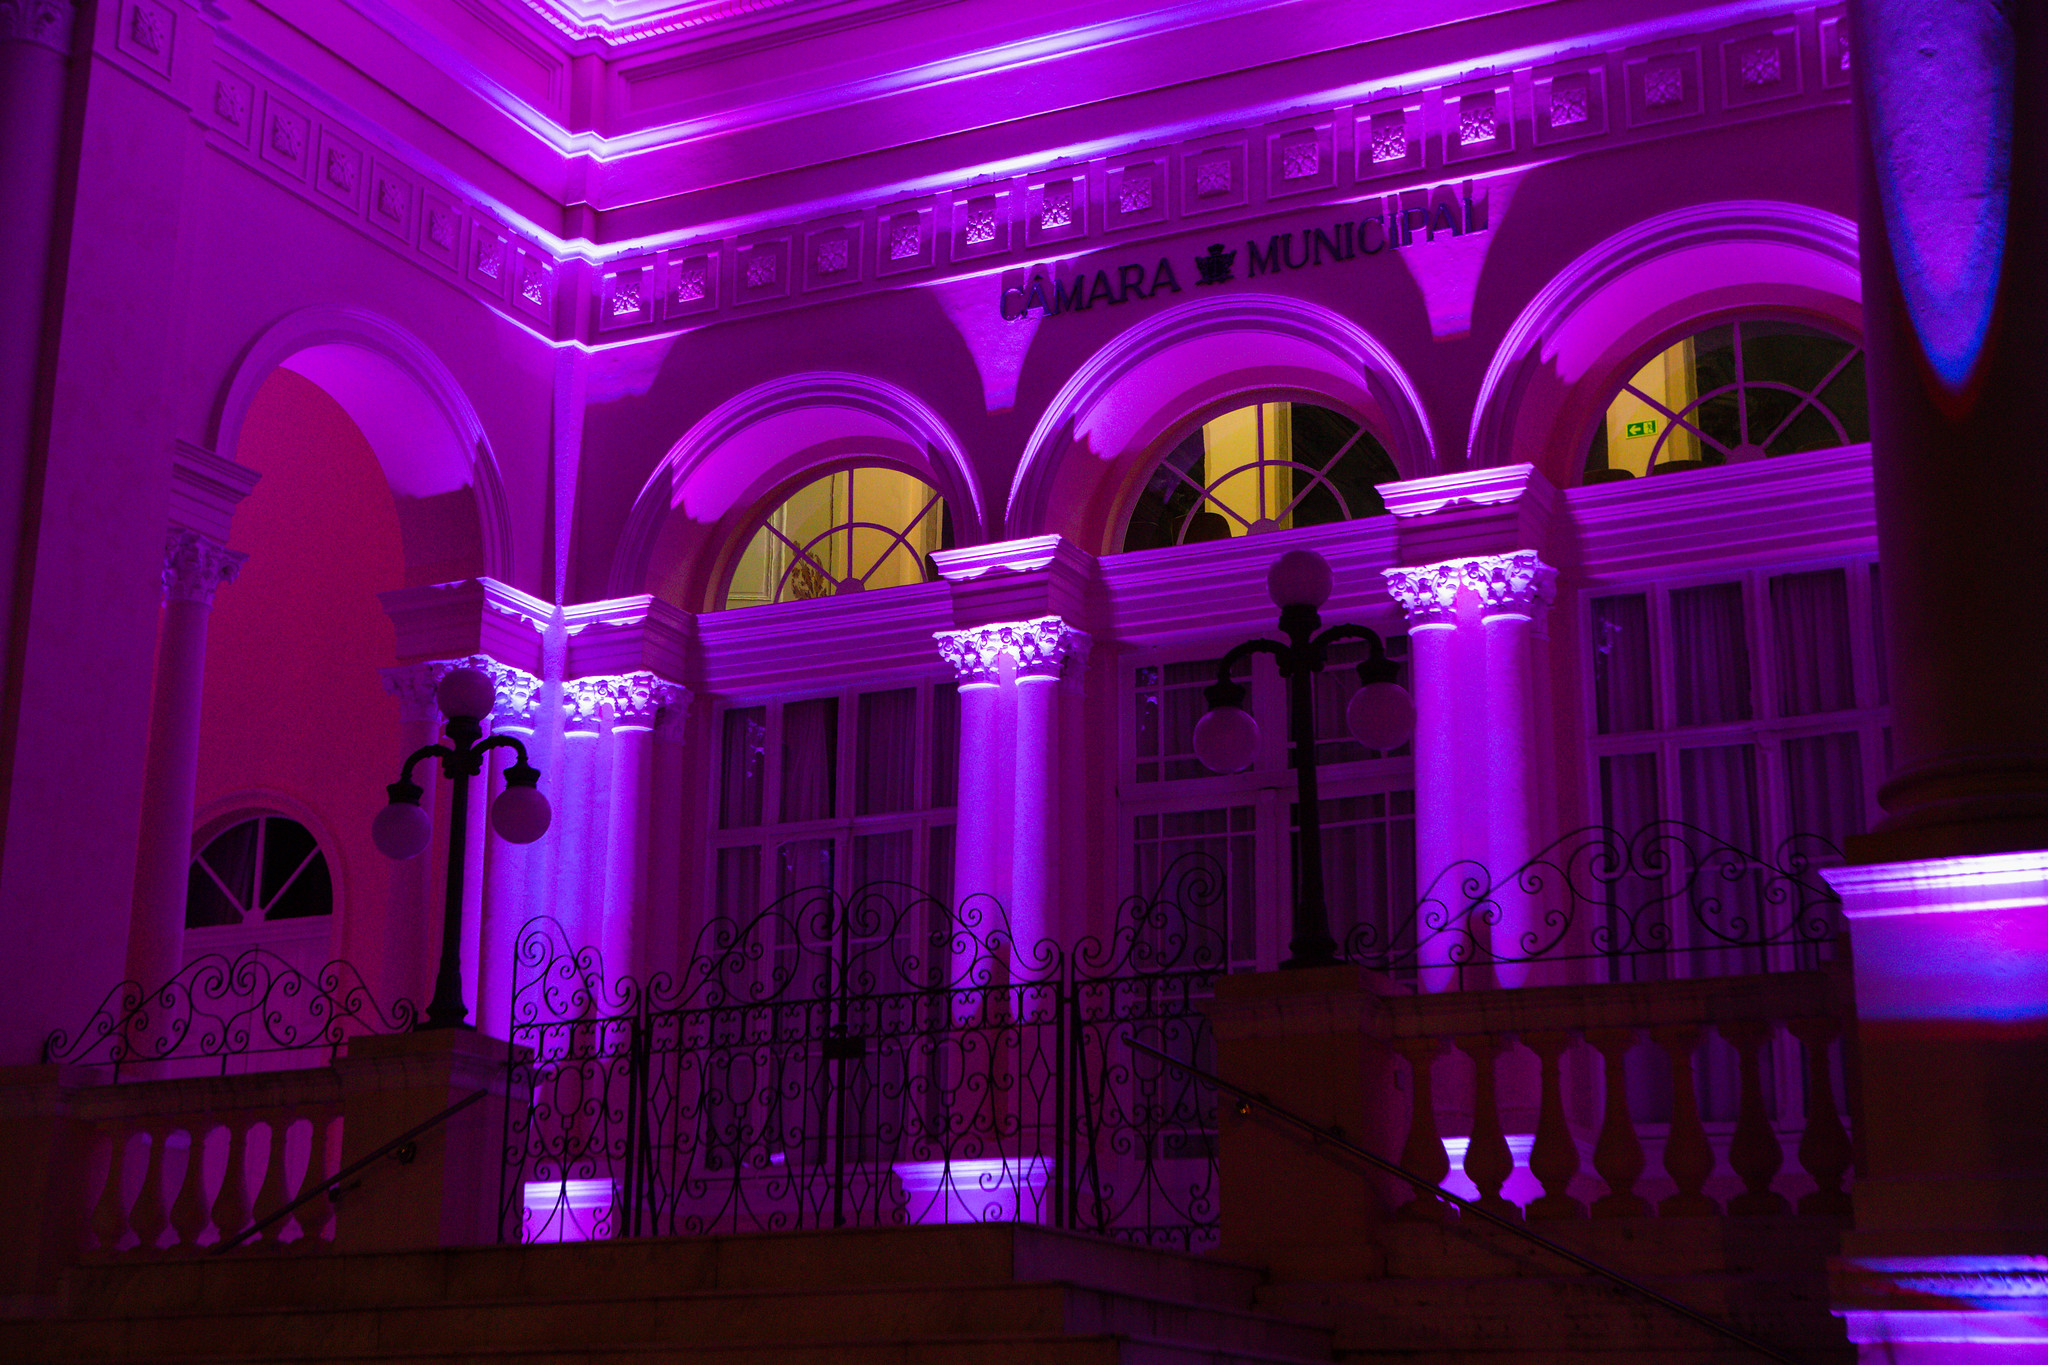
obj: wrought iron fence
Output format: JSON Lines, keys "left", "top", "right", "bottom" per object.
{"left": 1342, "top": 820, "right": 1845, "bottom": 986}
{"left": 502, "top": 855, "right": 1224, "bottom": 1250}
{"left": 43, "top": 949, "right": 416, "bottom": 1077}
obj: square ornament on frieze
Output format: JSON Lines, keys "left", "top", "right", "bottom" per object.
{"left": 117, "top": 0, "right": 175, "bottom": 78}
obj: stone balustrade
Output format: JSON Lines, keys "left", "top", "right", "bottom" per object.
{"left": 71, "top": 1067, "right": 343, "bottom": 1255}
{"left": 1382, "top": 967, "right": 1856, "bottom": 1224}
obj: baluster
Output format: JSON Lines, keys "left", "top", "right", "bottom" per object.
{"left": 1587, "top": 1028, "right": 1649, "bottom": 1218}
{"left": 296, "top": 1110, "right": 339, "bottom": 1245}
{"left": 1788, "top": 1018, "right": 1853, "bottom": 1218}
{"left": 128, "top": 1126, "right": 170, "bottom": 1253}
{"left": 1523, "top": 1031, "right": 1584, "bottom": 1220}
{"left": 167, "top": 1124, "right": 209, "bottom": 1251}
{"left": 89, "top": 1123, "right": 132, "bottom": 1251}
{"left": 1457, "top": 1033, "right": 1518, "bottom": 1219}
{"left": 1721, "top": 1020, "right": 1788, "bottom": 1215}
{"left": 251, "top": 1114, "right": 292, "bottom": 1243}
{"left": 210, "top": 1115, "right": 253, "bottom": 1248}
{"left": 1653, "top": 1025, "right": 1719, "bottom": 1216}
{"left": 1394, "top": 1037, "right": 1452, "bottom": 1220}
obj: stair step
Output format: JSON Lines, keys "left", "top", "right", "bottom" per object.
{"left": 17, "top": 1280, "right": 1331, "bottom": 1362}
{"left": 1374, "top": 1215, "right": 1846, "bottom": 1280}
{"left": 65, "top": 1224, "right": 1262, "bottom": 1319}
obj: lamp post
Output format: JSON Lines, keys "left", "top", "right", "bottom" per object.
{"left": 1190, "top": 549, "right": 1416, "bottom": 969}
{"left": 372, "top": 666, "right": 552, "bottom": 1029}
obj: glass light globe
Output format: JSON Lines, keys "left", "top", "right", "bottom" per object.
{"left": 1192, "top": 705, "right": 1259, "bottom": 772}
{"left": 1347, "top": 681, "right": 1416, "bottom": 752}
{"left": 1267, "top": 549, "right": 1334, "bottom": 608}
{"left": 436, "top": 666, "right": 496, "bottom": 721}
{"left": 491, "top": 784, "right": 552, "bottom": 844}
{"left": 371, "top": 800, "right": 432, "bottom": 860}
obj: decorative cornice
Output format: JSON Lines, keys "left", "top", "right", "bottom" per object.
{"left": 565, "top": 671, "right": 689, "bottom": 729}
{"left": 162, "top": 531, "right": 246, "bottom": 607}
{"left": 1463, "top": 551, "right": 1558, "bottom": 620}
{"left": 0, "top": 0, "right": 77, "bottom": 53}
{"left": 933, "top": 615, "right": 1090, "bottom": 684}
{"left": 1382, "top": 552, "right": 1555, "bottom": 627}
{"left": 1381, "top": 562, "right": 1462, "bottom": 628}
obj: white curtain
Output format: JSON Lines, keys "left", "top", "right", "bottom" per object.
{"left": 1592, "top": 594, "right": 1655, "bottom": 733}
{"left": 854, "top": 688, "right": 917, "bottom": 816}
{"left": 1670, "top": 583, "right": 1751, "bottom": 726}
{"left": 718, "top": 706, "right": 767, "bottom": 828}
{"left": 1770, "top": 569, "right": 1854, "bottom": 715}
{"left": 779, "top": 698, "right": 838, "bottom": 822}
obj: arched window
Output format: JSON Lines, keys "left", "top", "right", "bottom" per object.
{"left": 1121, "top": 401, "right": 1400, "bottom": 553}
{"left": 186, "top": 815, "right": 333, "bottom": 928}
{"left": 723, "top": 466, "right": 953, "bottom": 610}
{"left": 1583, "top": 319, "right": 1868, "bottom": 483}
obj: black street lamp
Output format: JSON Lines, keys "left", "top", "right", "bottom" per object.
{"left": 371, "top": 666, "right": 552, "bottom": 1029}
{"left": 1190, "top": 549, "right": 1416, "bottom": 969}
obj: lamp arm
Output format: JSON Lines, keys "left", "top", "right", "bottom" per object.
{"left": 477, "top": 733, "right": 532, "bottom": 765}
{"left": 395, "top": 743, "right": 455, "bottom": 788}
{"left": 1207, "top": 638, "right": 1287, "bottom": 707}
{"left": 1314, "top": 622, "right": 1387, "bottom": 654}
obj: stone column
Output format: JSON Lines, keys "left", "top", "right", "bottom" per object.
{"left": 378, "top": 663, "right": 447, "bottom": 1009}
{"left": 0, "top": 1, "right": 78, "bottom": 746}
{"left": 592, "top": 672, "right": 688, "bottom": 991}
{"left": 1384, "top": 552, "right": 1555, "bottom": 989}
{"left": 126, "top": 532, "right": 245, "bottom": 987}
{"left": 1008, "top": 619, "right": 1089, "bottom": 961}
{"left": 934, "top": 626, "right": 1013, "bottom": 917}
{"left": 475, "top": 660, "right": 542, "bottom": 1036}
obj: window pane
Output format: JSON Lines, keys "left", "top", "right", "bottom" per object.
{"left": 198, "top": 821, "right": 259, "bottom": 913}
{"left": 1678, "top": 743, "right": 1764, "bottom": 975}
{"left": 257, "top": 817, "right": 318, "bottom": 907}
{"left": 185, "top": 862, "right": 243, "bottom": 928}
{"left": 928, "top": 683, "right": 960, "bottom": 807}
{"left": 266, "top": 851, "right": 332, "bottom": 920}
{"left": 777, "top": 837, "right": 835, "bottom": 897}
{"left": 779, "top": 697, "right": 838, "bottom": 822}
{"left": 1306, "top": 637, "right": 1409, "bottom": 764}
{"left": 852, "top": 829, "right": 915, "bottom": 887}
{"left": 1600, "top": 752, "right": 1661, "bottom": 832}
{"left": 1670, "top": 583, "right": 1751, "bottom": 726}
{"left": 718, "top": 707, "right": 767, "bottom": 829}
{"left": 1770, "top": 569, "right": 1854, "bottom": 715}
{"left": 1592, "top": 594, "right": 1654, "bottom": 734}
{"left": 715, "top": 845, "right": 763, "bottom": 921}
{"left": 854, "top": 688, "right": 917, "bottom": 815}
{"left": 1783, "top": 732, "right": 1865, "bottom": 850}
{"left": 1134, "top": 657, "right": 1246, "bottom": 782}
{"left": 1311, "top": 791, "right": 1416, "bottom": 967}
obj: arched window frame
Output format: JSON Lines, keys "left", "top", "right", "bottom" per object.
{"left": 1113, "top": 390, "right": 1403, "bottom": 556}
{"left": 718, "top": 459, "right": 954, "bottom": 612}
{"left": 185, "top": 807, "right": 336, "bottom": 930}
{"left": 1581, "top": 313, "right": 1869, "bottom": 484}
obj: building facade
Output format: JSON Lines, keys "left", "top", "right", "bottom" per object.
{"left": 3, "top": 0, "right": 2045, "bottom": 1357}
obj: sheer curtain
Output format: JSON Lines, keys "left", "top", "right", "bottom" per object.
{"left": 1770, "top": 570, "right": 1854, "bottom": 715}
{"left": 1592, "top": 594, "right": 1654, "bottom": 734}
{"left": 719, "top": 706, "right": 767, "bottom": 828}
{"left": 855, "top": 688, "right": 917, "bottom": 816}
{"left": 1670, "top": 583, "right": 1750, "bottom": 726}
{"left": 780, "top": 698, "right": 838, "bottom": 823}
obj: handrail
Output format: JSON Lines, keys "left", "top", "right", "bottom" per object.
{"left": 212, "top": 1087, "right": 489, "bottom": 1254}
{"left": 1123, "top": 1036, "right": 1805, "bottom": 1365}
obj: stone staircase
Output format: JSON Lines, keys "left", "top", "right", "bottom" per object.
{"left": 0, "top": 1224, "right": 1335, "bottom": 1365}
{"left": 1260, "top": 1216, "right": 1855, "bottom": 1364}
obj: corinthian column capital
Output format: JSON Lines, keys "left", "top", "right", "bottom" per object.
{"left": 934, "top": 615, "right": 1091, "bottom": 684}
{"left": 1382, "top": 562, "right": 1463, "bottom": 628}
{"left": 0, "top": 0, "right": 78, "bottom": 53}
{"left": 1462, "top": 551, "right": 1557, "bottom": 620}
{"left": 161, "top": 530, "right": 246, "bottom": 607}
{"left": 567, "top": 671, "right": 690, "bottom": 730}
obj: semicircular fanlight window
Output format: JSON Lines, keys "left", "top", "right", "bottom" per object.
{"left": 1583, "top": 320, "right": 1869, "bottom": 484}
{"left": 724, "top": 467, "right": 954, "bottom": 611}
{"left": 186, "top": 815, "right": 333, "bottom": 928}
{"left": 1122, "top": 402, "right": 1400, "bottom": 553}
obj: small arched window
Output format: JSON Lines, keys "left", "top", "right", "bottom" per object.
{"left": 186, "top": 815, "right": 333, "bottom": 928}
{"left": 1121, "top": 401, "right": 1400, "bottom": 553}
{"left": 723, "top": 467, "right": 953, "bottom": 610}
{"left": 1584, "top": 319, "right": 1868, "bottom": 483}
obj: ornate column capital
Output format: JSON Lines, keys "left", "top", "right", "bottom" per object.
{"left": 383, "top": 656, "right": 544, "bottom": 730}
{"left": 1383, "top": 553, "right": 1556, "bottom": 627}
{"left": 934, "top": 616, "right": 1091, "bottom": 684}
{"left": 1, "top": 0, "right": 79, "bottom": 54}
{"left": 1463, "top": 551, "right": 1557, "bottom": 621}
{"left": 1382, "top": 562, "right": 1463, "bottom": 628}
{"left": 161, "top": 530, "right": 245, "bottom": 607}
{"left": 565, "top": 671, "right": 689, "bottom": 731}
{"left": 380, "top": 663, "right": 445, "bottom": 725}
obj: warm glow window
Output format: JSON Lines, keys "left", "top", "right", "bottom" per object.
{"left": 1585, "top": 560, "right": 1887, "bottom": 973}
{"left": 724, "top": 467, "right": 953, "bottom": 610}
{"left": 1583, "top": 320, "right": 1868, "bottom": 483}
{"left": 1122, "top": 402, "right": 1400, "bottom": 552}
{"left": 1124, "top": 638, "right": 1414, "bottom": 972}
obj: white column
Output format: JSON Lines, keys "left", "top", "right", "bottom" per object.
{"left": 589, "top": 673, "right": 688, "bottom": 991}
{"left": 1466, "top": 553, "right": 1557, "bottom": 988}
{"left": 557, "top": 679, "right": 610, "bottom": 963}
{"left": 1383, "top": 564, "right": 1464, "bottom": 992}
{"left": 378, "top": 663, "right": 446, "bottom": 1009}
{"left": 645, "top": 702, "right": 691, "bottom": 984}
{"left": 1009, "top": 619, "right": 1090, "bottom": 962}
{"left": 935, "top": 629, "right": 1008, "bottom": 919}
{"left": 476, "top": 661, "right": 543, "bottom": 1035}
{"left": 126, "top": 532, "right": 245, "bottom": 987}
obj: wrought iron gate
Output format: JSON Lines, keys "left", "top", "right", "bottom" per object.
{"left": 502, "top": 856, "right": 1224, "bottom": 1249}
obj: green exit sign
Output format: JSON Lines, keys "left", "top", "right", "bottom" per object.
{"left": 1624, "top": 419, "right": 1659, "bottom": 439}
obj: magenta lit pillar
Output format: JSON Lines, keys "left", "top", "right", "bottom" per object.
{"left": 1469, "top": 554, "right": 1556, "bottom": 988}
{"left": 126, "top": 532, "right": 245, "bottom": 988}
{"left": 476, "top": 664, "right": 544, "bottom": 1035}
{"left": 934, "top": 624, "right": 1022, "bottom": 949}
{"left": 1384, "top": 563, "right": 1464, "bottom": 992}
{"left": 597, "top": 673, "right": 688, "bottom": 992}
{"left": 1008, "top": 619, "right": 1089, "bottom": 963}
